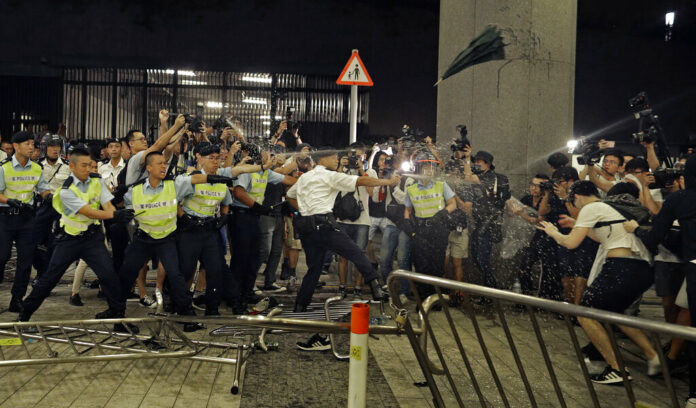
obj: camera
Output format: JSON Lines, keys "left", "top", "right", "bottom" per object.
{"left": 631, "top": 125, "right": 657, "bottom": 144}
{"left": 384, "top": 155, "right": 395, "bottom": 167}
{"left": 241, "top": 142, "right": 263, "bottom": 165}
{"left": 168, "top": 113, "right": 195, "bottom": 124}
{"left": 570, "top": 137, "right": 602, "bottom": 166}
{"left": 401, "top": 124, "right": 424, "bottom": 142}
{"left": 629, "top": 92, "right": 649, "bottom": 112}
{"left": 450, "top": 124, "right": 471, "bottom": 152}
{"left": 539, "top": 181, "right": 555, "bottom": 192}
{"left": 650, "top": 167, "right": 684, "bottom": 189}
{"left": 471, "top": 163, "right": 484, "bottom": 175}
{"left": 345, "top": 149, "right": 362, "bottom": 170}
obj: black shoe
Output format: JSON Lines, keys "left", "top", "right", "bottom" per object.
{"left": 8, "top": 297, "right": 23, "bottom": 313}
{"left": 183, "top": 322, "right": 206, "bottom": 332}
{"left": 294, "top": 304, "right": 308, "bottom": 313}
{"left": 95, "top": 308, "right": 124, "bottom": 320}
{"left": 280, "top": 263, "right": 291, "bottom": 280}
{"left": 193, "top": 294, "right": 207, "bottom": 308}
{"left": 205, "top": 308, "right": 220, "bottom": 316}
{"left": 232, "top": 302, "right": 248, "bottom": 315}
{"left": 316, "top": 281, "right": 326, "bottom": 289}
{"left": 338, "top": 285, "right": 347, "bottom": 299}
{"left": 368, "top": 279, "right": 388, "bottom": 302}
{"left": 69, "top": 294, "right": 84, "bottom": 307}
{"left": 88, "top": 279, "right": 100, "bottom": 289}
{"left": 113, "top": 322, "right": 140, "bottom": 334}
{"left": 97, "top": 290, "right": 105, "bottom": 299}
{"left": 590, "top": 366, "right": 631, "bottom": 385}
{"left": 296, "top": 334, "right": 330, "bottom": 351}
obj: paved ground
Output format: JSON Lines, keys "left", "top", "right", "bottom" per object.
{"left": 0, "top": 250, "right": 689, "bottom": 407}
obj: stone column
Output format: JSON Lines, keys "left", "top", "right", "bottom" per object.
{"left": 437, "top": 0, "right": 577, "bottom": 195}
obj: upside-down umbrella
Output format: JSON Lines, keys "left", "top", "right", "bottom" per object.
{"left": 435, "top": 25, "right": 507, "bottom": 86}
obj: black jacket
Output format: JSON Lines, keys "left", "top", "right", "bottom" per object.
{"left": 636, "top": 188, "right": 696, "bottom": 261}
{"left": 472, "top": 170, "right": 510, "bottom": 219}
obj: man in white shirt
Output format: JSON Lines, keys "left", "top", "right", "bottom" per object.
{"left": 98, "top": 139, "right": 125, "bottom": 191}
{"left": 32, "top": 135, "right": 72, "bottom": 281}
{"left": 285, "top": 148, "right": 400, "bottom": 312}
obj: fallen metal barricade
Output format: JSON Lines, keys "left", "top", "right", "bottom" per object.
{"left": 387, "top": 269, "right": 696, "bottom": 408}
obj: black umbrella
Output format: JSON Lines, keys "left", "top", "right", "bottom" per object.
{"left": 435, "top": 25, "right": 507, "bottom": 86}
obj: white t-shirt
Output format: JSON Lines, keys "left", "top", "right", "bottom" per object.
{"left": 575, "top": 201, "right": 652, "bottom": 284}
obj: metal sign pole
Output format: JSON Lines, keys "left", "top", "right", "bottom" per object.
{"left": 349, "top": 84, "right": 358, "bottom": 144}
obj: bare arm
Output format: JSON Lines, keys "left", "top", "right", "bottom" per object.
{"left": 538, "top": 221, "right": 590, "bottom": 249}
{"left": 445, "top": 196, "right": 456, "bottom": 213}
{"left": 159, "top": 110, "right": 169, "bottom": 135}
{"left": 456, "top": 197, "right": 473, "bottom": 215}
{"left": 538, "top": 191, "right": 551, "bottom": 217}
{"left": 287, "top": 197, "right": 298, "bottom": 210}
{"left": 356, "top": 174, "right": 400, "bottom": 188}
{"left": 232, "top": 186, "right": 256, "bottom": 208}
{"left": 281, "top": 175, "right": 297, "bottom": 186}
{"left": 76, "top": 201, "right": 116, "bottom": 220}
{"left": 644, "top": 142, "right": 660, "bottom": 171}
{"left": 587, "top": 165, "right": 615, "bottom": 193}
{"left": 138, "top": 115, "right": 186, "bottom": 166}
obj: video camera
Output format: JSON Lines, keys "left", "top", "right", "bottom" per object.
{"left": 241, "top": 142, "right": 263, "bottom": 165}
{"left": 400, "top": 124, "right": 425, "bottom": 146}
{"left": 568, "top": 137, "right": 602, "bottom": 166}
{"left": 650, "top": 167, "right": 684, "bottom": 189}
{"left": 168, "top": 113, "right": 204, "bottom": 133}
{"left": 346, "top": 149, "right": 361, "bottom": 170}
{"left": 628, "top": 91, "right": 673, "bottom": 168}
{"left": 450, "top": 124, "right": 471, "bottom": 152}
{"left": 539, "top": 181, "right": 555, "bottom": 192}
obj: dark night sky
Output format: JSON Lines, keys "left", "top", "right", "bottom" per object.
{"left": 0, "top": 0, "right": 695, "bottom": 147}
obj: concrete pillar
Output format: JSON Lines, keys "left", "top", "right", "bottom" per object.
{"left": 437, "top": 0, "right": 577, "bottom": 195}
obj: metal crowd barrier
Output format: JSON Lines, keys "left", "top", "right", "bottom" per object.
{"left": 387, "top": 269, "right": 696, "bottom": 408}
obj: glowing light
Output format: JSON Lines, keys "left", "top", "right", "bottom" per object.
{"left": 206, "top": 101, "right": 223, "bottom": 108}
{"left": 665, "top": 12, "right": 675, "bottom": 27}
{"left": 164, "top": 69, "right": 196, "bottom": 77}
{"left": 181, "top": 80, "right": 207, "bottom": 85}
{"left": 262, "top": 121, "right": 271, "bottom": 125}
{"left": 243, "top": 98, "right": 267, "bottom": 105}
{"left": 242, "top": 76, "right": 272, "bottom": 84}
{"left": 400, "top": 161, "right": 411, "bottom": 172}
{"left": 566, "top": 140, "right": 578, "bottom": 152}
{"left": 259, "top": 115, "right": 283, "bottom": 120}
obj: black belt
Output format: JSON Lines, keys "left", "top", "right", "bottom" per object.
{"left": 179, "top": 214, "right": 216, "bottom": 230}
{"left": 0, "top": 206, "right": 34, "bottom": 216}
{"left": 233, "top": 207, "right": 251, "bottom": 214}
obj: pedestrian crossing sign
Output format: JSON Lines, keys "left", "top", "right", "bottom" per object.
{"left": 336, "top": 50, "right": 373, "bottom": 86}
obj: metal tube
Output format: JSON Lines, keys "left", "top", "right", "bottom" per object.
{"left": 349, "top": 84, "right": 357, "bottom": 144}
{"left": 402, "top": 316, "right": 446, "bottom": 408}
{"left": 494, "top": 299, "right": 537, "bottom": 407}
{"left": 526, "top": 306, "right": 567, "bottom": 408}
{"left": 0, "top": 351, "right": 194, "bottom": 367}
{"left": 387, "top": 271, "right": 696, "bottom": 341}
{"left": 563, "top": 315, "right": 601, "bottom": 408}
{"left": 231, "top": 347, "right": 244, "bottom": 395}
{"left": 649, "top": 332, "right": 679, "bottom": 408}
{"left": 603, "top": 322, "right": 636, "bottom": 407}
{"left": 326, "top": 296, "right": 350, "bottom": 360}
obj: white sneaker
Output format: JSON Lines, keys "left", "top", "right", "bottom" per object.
{"left": 583, "top": 357, "right": 607, "bottom": 375}
{"left": 647, "top": 354, "right": 662, "bottom": 377}
{"left": 399, "top": 294, "right": 410, "bottom": 305}
{"left": 590, "top": 366, "right": 631, "bottom": 385}
{"left": 253, "top": 286, "right": 263, "bottom": 296}
{"left": 685, "top": 397, "right": 696, "bottom": 408}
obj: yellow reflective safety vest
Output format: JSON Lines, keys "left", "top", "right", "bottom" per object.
{"left": 132, "top": 180, "right": 178, "bottom": 239}
{"left": 182, "top": 181, "right": 227, "bottom": 217}
{"left": 2, "top": 160, "right": 42, "bottom": 203}
{"left": 248, "top": 171, "right": 269, "bottom": 204}
{"left": 52, "top": 177, "right": 101, "bottom": 236}
{"left": 407, "top": 181, "right": 445, "bottom": 219}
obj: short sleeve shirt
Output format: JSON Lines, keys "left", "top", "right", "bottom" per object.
{"left": 59, "top": 175, "right": 115, "bottom": 216}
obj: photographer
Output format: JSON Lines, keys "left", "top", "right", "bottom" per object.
{"left": 513, "top": 174, "right": 562, "bottom": 299}
{"left": 584, "top": 149, "right": 624, "bottom": 193}
{"left": 276, "top": 121, "right": 303, "bottom": 150}
{"left": 539, "top": 181, "right": 660, "bottom": 384}
{"left": 469, "top": 151, "right": 510, "bottom": 293}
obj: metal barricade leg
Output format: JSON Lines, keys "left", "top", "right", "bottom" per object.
{"left": 526, "top": 306, "right": 567, "bottom": 408}
{"left": 603, "top": 322, "right": 636, "bottom": 407}
{"left": 563, "top": 315, "right": 601, "bottom": 408}
{"left": 231, "top": 346, "right": 244, "bottom": 395}
{"left": 649, "top": 332, "right": 680, "bottom": 408}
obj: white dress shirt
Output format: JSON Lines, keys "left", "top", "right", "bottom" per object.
{"left": 286, "top": 165, "right": 359, "bottom": 216}
{"left": 98, "top": 158, "right": 126, "bottom": 190}
{"left": 41, "top": 157, "right": 72, "bottom": 193}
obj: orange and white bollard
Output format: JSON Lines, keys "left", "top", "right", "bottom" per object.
{"left": 348, "top": 302, "right": 370, "bottom": 408}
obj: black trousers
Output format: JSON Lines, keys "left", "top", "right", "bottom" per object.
{"left": 258, "top": 214, "right": 284, "bottom": 287}
{"left": 22, "top": 231, "right": 124, "bottom": 318}
{"left": 105, "top": 220, "right": 130, "bottom": 272}
{"left": 518, "top": 232, "right": 562, "bottom": 299}
{"left": 31, "top": 204, "right": 60, "bottom": 279}
{"left": 410, "top": 220, "right": 449, "bottom": 298}
{"left": 177, "top": 227, "right": 223, "bottom": 310}
{"left": 119, "top": 232, "right": 193, "bottom": 315}
{"left": 296, "top": 225, "right": 379, "bottom": 307}
{"left": 228, "top": 211, "right": 262, "bottom": 304}
{"left": 0, "top": 212, "right": 36, "bottom": 298}
{"left": 470, "top": 224, "right": 497, "bottom": 288}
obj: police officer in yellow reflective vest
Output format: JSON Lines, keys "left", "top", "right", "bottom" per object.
{"left": 18, "top": 146, "right": 133, "bottom": 324}
{"left": 177, "top": 144, "right": 233, "bottom": 316}
{"left": 403, "top": 152, "right": 457, "bottom": 295}
{"left": 116, "top": 151, "right": 236, "bottom": 331}
{"left": 0, "top": 132, "right": 51, "bottom": 313}
{"left": 228, "top": 147, "right": 296, "bottom": 314}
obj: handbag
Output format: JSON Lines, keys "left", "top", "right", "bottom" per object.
{"left": 333, "top": 189, "right": 363, "bottom": 221}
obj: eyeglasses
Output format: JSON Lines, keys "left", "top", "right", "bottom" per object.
{"left": 604, "top": 159, "right": 619, "bottom": 165}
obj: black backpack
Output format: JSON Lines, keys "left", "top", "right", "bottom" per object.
{"left": 333, "top": 190, "right": 363, "bottom": 221}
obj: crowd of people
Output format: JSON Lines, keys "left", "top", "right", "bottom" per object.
{"left": 2, "top": 111, "right": 696, "bottom": 403}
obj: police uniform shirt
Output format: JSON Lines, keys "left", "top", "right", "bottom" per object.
{"left": 98, "top": 158, "right": 125, "bottom": 190}
{"left": 230, "top": 170, "right": 285, "bottom": 209}
{"left": 58, "top": 175, "right": 115, "bottom": 216}
{"left": 123, "top": 175, "right": 196, "bottom": 209}
{"left": 404, "top": 180, "right": 456, "bottom": 209}
{"left": 0, "top": 155, "right": 51, "bottom": 207}
{"left": 41, "top": 157, "right": 71, "bottom": 193}
{"left": 285, "top": 165, "right": 360, "bottom": 216}
{"left": 124, "top": 150, "right": 148, "bottom": 186}
{"left": 181, "top": 169, "right": 233, "bottom": 218}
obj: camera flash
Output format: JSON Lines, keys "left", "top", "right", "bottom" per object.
{"left": 566, "top": 140, "right": 578, "bottom": 152}
{"left": 401, "top": 161, "right": 411, "bottom": 172}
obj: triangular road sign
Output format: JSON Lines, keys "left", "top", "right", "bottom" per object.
{"left": 336, "top": 50, "right": 373, "bottom": 86}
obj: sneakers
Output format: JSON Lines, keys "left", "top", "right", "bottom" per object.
{"left": 338, "top": 285, "right": 348, "bottom": 299}
{"left": 261, "top": 284, "right": 287, "bottom": 294}
{"left": 583, "top": 357, "right": 608, "bottom": 375}
{"left": 69, "top": 294, "right": 84, "bottom": 307}
{"left": 398, "top": 294, "right": 410, "bottom": 305}
{"left": 192, "top": 293, "right": 206, "bottom": 311}
{"left": 296, "top": 334, "right": 331, "bottom": 351}
{"left": 253, "top": 286, "right": 263, "bottom": 296}
{"left": 590, "top": 366, "right": 631, "bottom": 385}
{"left": 154, "top": 288, "right": 164, "bottom": 314}
{"left": 647, "top": 354, "right": 662, "bottom": 377}
{"left": 139, "top": 296, "right": 156, "bottom": 308}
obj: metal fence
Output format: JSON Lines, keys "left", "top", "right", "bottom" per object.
{"left": 61, "top": 68, "right": 369, "bottom": 145}
{"left": 387, "top": 270, "right": 695, "bottom": 408}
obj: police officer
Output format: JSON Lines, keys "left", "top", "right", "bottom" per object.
{"left": 0, "top": 131, "right": 51, "bottom": 312}
{"left": 403, "top": 152, "right": 457, "bottom": 297}
{"left": 18, "top": 146, "right": 132, "bottom": 324}
{"left": 177, "top": 144, "right": 233, "bottom": 316}
{"left": 116, "top": 151, "right": 236, "bottom": 331}
{"left": 227, "top": 146, "right": 296, "bottom": 314}
{"left": 285, "top": 148, "right": 396, "bottom": 312}
{"left": 32, "top": 134, "right": 71, "bottom": 281}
